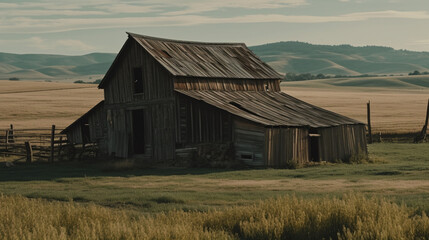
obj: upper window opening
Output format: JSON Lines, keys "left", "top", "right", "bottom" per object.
{"left": 133, "top": 67, "right": 143, "bottom": 94}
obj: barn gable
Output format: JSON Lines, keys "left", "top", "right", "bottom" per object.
{"left": 99, "top": 32, "right": 282, "bottom": 89}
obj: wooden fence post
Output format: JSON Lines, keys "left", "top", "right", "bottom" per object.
{"left": 367, "top": 101, "right": 372, "bottom": 144}
{"left": 9, "top": 124, "right": 14, "bottom": 143}
{"left": 5, "top": 130, "right": 9, "bottom": 151}
{"left": 25, "top": 141, "right": 33, "bottom": 163}
{"left": 423, "top": 99, "right": 429, "bottom": 140}
{"left": 50, "top": 125, "right": 55, "bottom": 163}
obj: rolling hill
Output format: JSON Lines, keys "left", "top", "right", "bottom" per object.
{"left": 249, "top": 42, "right": 429, "bottom": 75}
{"left": 0, "top": 52, "right": 116, "bottom": 80}
{"left": 1, "top": 42, "right": 429, "bottom": 81}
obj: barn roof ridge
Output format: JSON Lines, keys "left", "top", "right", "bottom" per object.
{"left": 127, "top": 32, "right": 246, "bottom": 46}
{"left": 99, "top": 32, "right": 283, "bottom": 88}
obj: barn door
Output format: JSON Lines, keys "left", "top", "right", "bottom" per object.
{"left": 132, "top": 109, "right": 145, "bottom": 154}
{"left": 309, "top": 131, "right": 320, "bottom": 162}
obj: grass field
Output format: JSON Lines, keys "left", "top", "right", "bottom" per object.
{"left": 1, "top": 143, "right": 429, "bottom": 213}
{"left": 282, "top": 75, "right": 429, "bottom": 133}
{"left": 2, "top": 78, "right": 428, "bottom": 133}
{"left": 1, "top": 143, "right": 429, "bottom": 239}
{"left": 1, "top": 79, "right": 429, "bottom": 239}
{"left": 0, "top": 80, "right": 103, "bottom": 129}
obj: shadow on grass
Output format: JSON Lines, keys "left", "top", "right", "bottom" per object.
{"left": 0, "top": 162, "right": 237, "bottom": 182}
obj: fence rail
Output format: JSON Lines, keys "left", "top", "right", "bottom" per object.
{"left": 0, "top": 124, "right": 80, "bottom": 163}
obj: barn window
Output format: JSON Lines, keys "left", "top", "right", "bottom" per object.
{"left": 133, "top": 67, "right": 143, "bottom": 94}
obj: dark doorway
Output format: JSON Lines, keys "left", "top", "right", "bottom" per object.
{"left": 81, "top": 121, "right": 90, "bottom": 144}
{"left": 132, "top": 109, "right": 145, "bottom": 154}
{"left": 309, "top": 131, "right": 320, "bottom": 162}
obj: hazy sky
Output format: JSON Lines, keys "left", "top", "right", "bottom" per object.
{"left": 1, "top": 0, "right": 429, "bottom": 55}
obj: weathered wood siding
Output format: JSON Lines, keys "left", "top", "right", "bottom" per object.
{"left": 233, "top": 118, "right": 265, "bottom": 166}
{"left": 103, "top": 38, "right": 174, "bottom": 105}
{"left": 265, "top": 127, "right": 309, "bottom": 167}
{"left": 175, "top": 94, "right": 232, "bottom": 145}
{"left": 102, "top": 37, "right": 176, "bottom": 161}
{"left": 174, "top": 77, "right": 280, "bottom": 92}
{"left": 66, "top": 126, "right": 82, "bottom": 144}
{"left": 87, "top": 106, "right": 107, "bottom": 151}
{"left": 317, "top": 124, "right": 367, "bottom": 162}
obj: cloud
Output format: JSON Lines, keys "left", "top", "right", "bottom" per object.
{"left": 412, "top": 39, "right": 429, "bottom": 45}
{"left": 160, "top": 0, "right": 308, "bottom": 16}
{"left": 0, "top": 37, "right": 95, "bottom": 53}
{"left": 1, "top": 10, "right": 429, "bottom": 34}
{"left": 0, "top": 0, "right": 308, "bottom": 18}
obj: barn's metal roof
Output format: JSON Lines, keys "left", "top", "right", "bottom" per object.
{"left": 176, "top": 90, "right": 363, "bottom": 127}
{"left": 128, "top": 32, "right": 283, "bottom": 80}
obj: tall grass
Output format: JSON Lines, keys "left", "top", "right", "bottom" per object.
{"left": 1, "top": 194, "right": 428, "bottom": 240}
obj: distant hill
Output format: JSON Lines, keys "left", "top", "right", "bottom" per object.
{"left": 0, "top": 52, "right": 116, "bottom": 80}
{"left": 1, "top": 42, "right": 429, "bottom": 81}
{"left": 249, "top": 42, "right": 429, "bottom": 76}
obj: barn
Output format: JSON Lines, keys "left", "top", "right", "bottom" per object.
{"left": 63, "top": 32, "right": 367, "bottom": 167}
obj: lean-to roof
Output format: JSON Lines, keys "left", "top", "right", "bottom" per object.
{"left": 176, "top": 90, "right": 363, "bottom": 128}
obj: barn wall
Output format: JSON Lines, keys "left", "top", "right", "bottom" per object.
{"left": 174, "top": 77, "right": 281, "bottom": 92}
{"left": 88, "top": 106, "right": 107, "bottom": 152}
{"left": 317, "top": 124, "right": 367, "bottom": 162}
{"left": 265, "top": 127, "right": 309, "bottom": 167}
{"left": 233, "top": 118, "right": 265, "bottom": 166}
{"left": 103, "top": 38, "right": 174, "bottom": 105}
{"left": 66, "top": 125, "right": 82, "bottom": 144}
{"left": 175, "top": 93, "right": 232, "bottom": 145}
{"left": 102, "top": 37, "right": 176, "bottom": 161}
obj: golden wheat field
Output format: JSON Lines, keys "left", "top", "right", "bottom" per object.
{"left": 0, "top": 81, "right": 103, "bottom": 130}
{"left": 1, "top": 79, "right": 428, "bottom": 133}
{"left": 282, "top": 83, "right": 429, "bottom": 133}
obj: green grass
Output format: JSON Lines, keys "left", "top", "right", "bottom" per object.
{"left": 0, "top": 143, "right": 428, "bottom": 214}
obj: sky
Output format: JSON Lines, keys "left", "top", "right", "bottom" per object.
{"left": 1, "top": 0, "right": 429, "bottom": 55}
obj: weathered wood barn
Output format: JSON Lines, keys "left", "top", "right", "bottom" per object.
{"left": 61, "top": 101, "right": 107, "bottom": 152}
{"left": 63, "top": 32, "right": 367, "bottom": 167}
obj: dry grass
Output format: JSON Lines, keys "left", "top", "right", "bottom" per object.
{"left": 0, "top": 81, "right": 102, "bottom": 129}
{"left": 1, "top": 79, "right": 428, "bottom": 133}
{"left": 1, "top": 193, "right": 428, "bottom": 240}
{"left": 282, "top": 82, "right": 429, "bottom": 133}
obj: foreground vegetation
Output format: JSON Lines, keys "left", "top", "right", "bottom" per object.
{"left": 1, "top": 193, "right": 429, "bottom": 240}
{"left": 1, "top": 143, "right": 429, "bottom": 213}
{"left": 1, "top": 143, "right": 428, "bottom": 239}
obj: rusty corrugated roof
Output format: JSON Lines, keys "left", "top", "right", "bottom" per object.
{"left": 128, "top": 32, "right": 282, "bottom": 80}
{"left": 176, "top": 90, "right": 363, "bottom": 127}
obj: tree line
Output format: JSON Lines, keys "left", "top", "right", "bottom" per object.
{"left": 283, "top": 73, "right": 378, "bottom": 81}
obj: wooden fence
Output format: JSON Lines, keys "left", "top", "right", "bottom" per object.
{"left": 0, "top": 124, "right": 95, "bottom": 163}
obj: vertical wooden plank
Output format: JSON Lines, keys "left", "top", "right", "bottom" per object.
{"left": 9, "top": 124, "right": 14, "bottom": 143}
{"left": 58, "top": 136, "right": 63, "bottom": 162}
{"left": 50, "top": 125, "right": 55, "bottom": 163}
{"left": 367, "top": 101, "right": 372, "bottom": 144}
{"left": 5, "top": 130, "right": 9, "bottom": 151}
{"left": 25, "top": 141, "right": 33, "bottom": 163}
